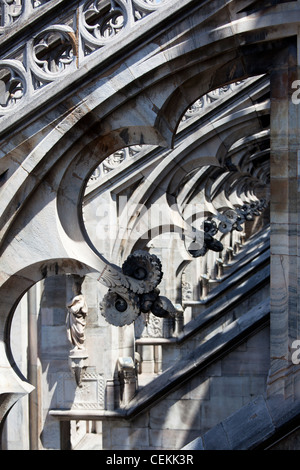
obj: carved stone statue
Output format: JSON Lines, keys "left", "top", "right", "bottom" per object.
{"left": 66, "top": 291, "right": 88, "bottom": 352}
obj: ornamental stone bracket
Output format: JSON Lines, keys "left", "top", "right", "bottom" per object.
{"left": 185, "top": 200, "right": 267, "bottom": 259}
{"left": 68, "top": 351, "right": 89, "bottom": 388}
{"left": 99, "top": 250, "right": 182, "bottom": 327}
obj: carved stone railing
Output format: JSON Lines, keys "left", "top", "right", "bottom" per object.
{"left": 179, "top": 81, "right": 245, "bottom": 126}
{"left": 0, "top": 0, "right": 171, "bottom": 117}
{"left": 87, "top": 81, "right": 246, "bottom": 184}
{"left": 0, "top": 0, "right": 167, "bottom": 32}
{"left": 0, "top": 0, "right": 51, "bottom": 30}
{"left": 87, "top": 144, "right": 153, "bottom": 184}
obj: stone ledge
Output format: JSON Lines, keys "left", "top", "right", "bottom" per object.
{"left": 135, "top": 263, "right": 270, "bottom": 347}
{"left": 181, "top": 264, "right": 270, "bottom": 343}
{"left": 50, "top": 297, "right": 270, "bottom": 423}
{"left": 49, "top": 409, "right": 127, "bottom": 421}
{"left": 124, "top": 297, "right": 270, "bottom": 419}
{"left": 182, "top": 394, "right": 300, "bottom": 450}
{"left": 183, "top": 243, "right": 270, "bottom": 309}
{"left": 135, "top": 233, "right": 270, "bottom": 347}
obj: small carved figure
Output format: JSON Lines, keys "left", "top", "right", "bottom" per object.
{"left": 66, "top": 292, "right": 88, "bottom": 352}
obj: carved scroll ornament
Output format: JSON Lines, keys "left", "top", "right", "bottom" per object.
{"left": 186, "top": 219, "right": 223, "bottom": 258}
{"left": 100, "top": 250, "right": 180, "bottom": 327}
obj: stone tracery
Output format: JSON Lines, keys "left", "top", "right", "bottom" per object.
{"left": 0, "top": 0, "right": 173, "bottom": 116}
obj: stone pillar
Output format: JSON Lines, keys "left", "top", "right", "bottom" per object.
{"left": 105, "top": 379, "right": 115, "bottom": 411}
{"left": 267, "top": 42, "right": 300, "bottom": 398}
{"left": 174, "top": 309, "right": 184, "bottom": 335}
{"left": 118, "top": 324, "right": 135, "bottom": 362}
{"left": 240, "top": 232, "right": 246, "bottom": 245}
{"left": 118, "top": 357, "right": 137, "bottom": 405}
{"left": 27, "top": 284, "right": 42, "bottom": 450}
{"left": 60, "top": 421, "right": 71, "bottom": 450}
{"left": 226, "top": 246, "right": 234, "bottom": 263}
{"left": 153, "top": 345, "right": 162, "bottom": 374}
{"left": 200, "top": 274, "right": 210, "bottom": 299}
{"left": 216, "top": 258, "right": 224, "bottom": 279}
{"left": 162, "top": 317, "right": 173, "bottom": 338}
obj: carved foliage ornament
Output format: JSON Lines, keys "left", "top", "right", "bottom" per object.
{"left": 122, "top": 250, "right": 163, "bottom": 292}
{"left": 187, "top": 220, "right": 223, "bottom": 258}
{"left": 236, "top": 200, "right": 267, "bottom": 222}
{"left": 99, "top": 286, "right": 141, "bottom": 326}
{"left": 186, "top": 198, "right": 267, "bottom": 258}
{"left": 100, "top": 250, "right": 179, "bottom": 327}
